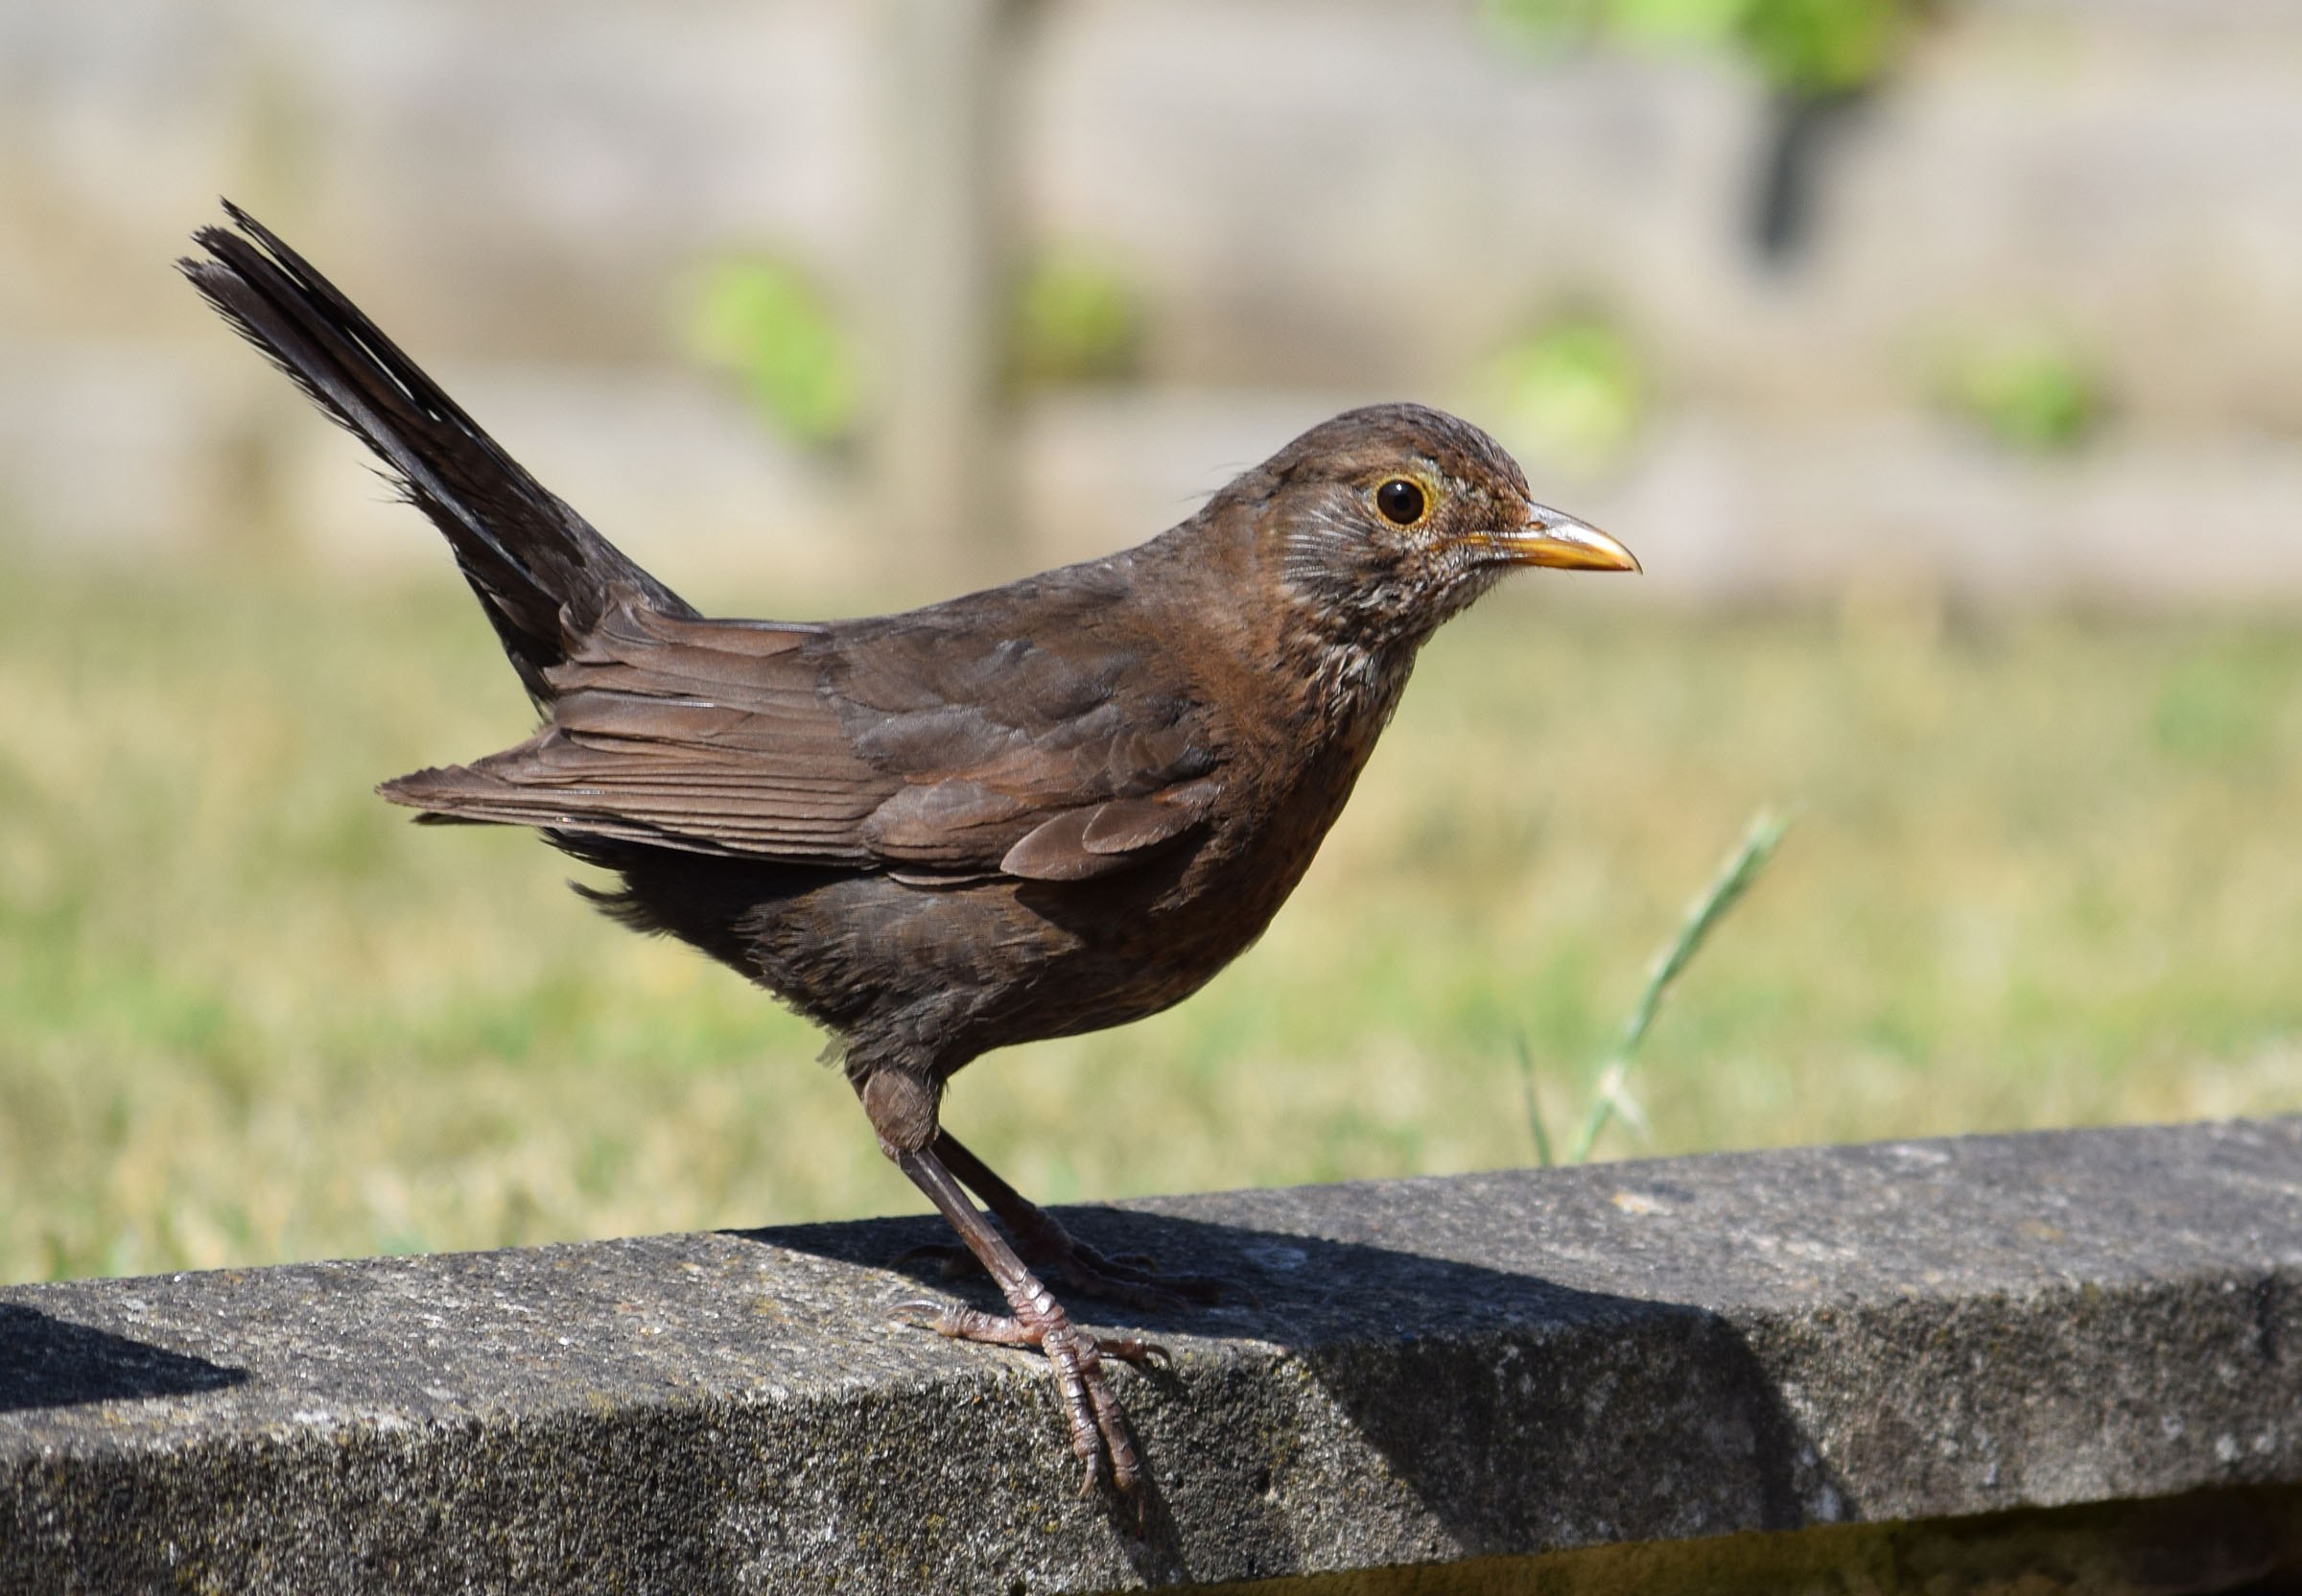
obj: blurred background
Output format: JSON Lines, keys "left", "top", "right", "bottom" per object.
{"left": 2, "top": 0, "right": 2297, "bottom": 1281}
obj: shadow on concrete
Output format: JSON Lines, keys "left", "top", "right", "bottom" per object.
{"left": 748, "top": 1202, "right": 1849, "bottom": 1587}
{"left": 0, "top": 1304, "right": 248, "bottom": 1413}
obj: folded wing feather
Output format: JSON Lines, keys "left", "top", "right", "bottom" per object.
{"left": 380, "top": 592, "right": 1222, "bottom": 881}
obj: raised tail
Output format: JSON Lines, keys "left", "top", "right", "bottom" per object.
{"left": 180, "top": 201, "right": 695, "bottom": 700}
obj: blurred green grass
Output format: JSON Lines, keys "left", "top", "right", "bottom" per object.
{"left": 2, "top": 549, "right": 2299, "bottom": 1282}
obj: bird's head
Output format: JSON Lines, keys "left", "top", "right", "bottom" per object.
{"left": 1237, "top": 403, "right": 1637, "bottom": 655}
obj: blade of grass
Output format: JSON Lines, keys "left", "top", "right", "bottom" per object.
{"left": 1514, "top": 1031, "right": 1556, "bottom": 1167}
{"left": 1566, "top": 807, "right": 1795, "bottom": 1164}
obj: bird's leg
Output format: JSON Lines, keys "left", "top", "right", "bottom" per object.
{"left": 891, "top": 1145, "right": 1166, "bottom": 1496}
{"left": 861, "top": 1069, "right": 1161, "bottom": 1498}
{"left": 933, "top": 1130, "right": 1243, "bottom": 1310}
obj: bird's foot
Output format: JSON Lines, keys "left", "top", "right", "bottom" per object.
{"left": 1038, "top": 1234, "right": 1250, "bottom": 1312}
{"left": 896, "top": 1295, "right": 1164, "bottom": 1497}
{"left": 894, "top": 1229, "right": 1250, "bottom": 1313}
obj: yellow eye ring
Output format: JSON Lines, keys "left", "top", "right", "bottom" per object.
{"left": 1374, "top": 478, "right": 1428, "bottom": 527}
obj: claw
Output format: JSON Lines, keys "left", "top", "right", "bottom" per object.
{"left": 888, "top": 1241, "right": 982, "bottom": 1280}
{"left": 1096, "top": 1333, "right": 1169, "bottom": 1367}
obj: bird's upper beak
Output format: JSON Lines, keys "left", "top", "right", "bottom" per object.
{"left": 1478, "top": 503, "right": 1641, "bottom": 574}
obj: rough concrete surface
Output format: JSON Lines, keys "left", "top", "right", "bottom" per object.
{"left": 4, "top": 1118, "right": 2301, "bottom": 1593}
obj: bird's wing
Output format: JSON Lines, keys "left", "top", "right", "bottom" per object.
{"left": 828, "top": 582, "right": 1223, "bottom": 880}
{"left": 380, "top": 582, "right": 1222, "bottom": 880}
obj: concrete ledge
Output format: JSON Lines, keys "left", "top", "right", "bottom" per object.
{"left": 5, "top": 1118, "right": 2301, "bottom": 1593}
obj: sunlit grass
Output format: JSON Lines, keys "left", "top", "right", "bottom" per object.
{"left": 2, "top": 548, "right": 2299, "bottom": 1281}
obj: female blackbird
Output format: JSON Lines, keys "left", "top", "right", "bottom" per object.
{"left": 182, "top": 204, "right": 1638, "bottom": 1500}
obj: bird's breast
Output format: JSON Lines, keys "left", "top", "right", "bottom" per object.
{"left": 1147, "top": 637, "right": 1416, "bottom": 959}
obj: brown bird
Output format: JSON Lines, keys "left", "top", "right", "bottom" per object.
{"left": 182, "top": 204, "right": 1638, "bottom": 1499}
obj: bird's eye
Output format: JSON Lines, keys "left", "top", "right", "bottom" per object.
{"left": 1374, "top": 478, "right": 1427, "bottom": 527}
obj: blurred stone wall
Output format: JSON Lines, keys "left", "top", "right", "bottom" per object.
{"left": 1, "top": 0, "right": 2297, "bottom": 605}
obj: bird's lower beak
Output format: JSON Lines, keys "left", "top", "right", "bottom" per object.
{"left": 1485, "top": 505, "right": 1641, "bottom": 574}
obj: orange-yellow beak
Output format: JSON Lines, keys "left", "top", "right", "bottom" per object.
{"left": 1481, "top": 504, "right": 1641, "bottom": 574}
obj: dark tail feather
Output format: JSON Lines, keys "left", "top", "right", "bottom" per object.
{"left": 179, "top": 201, "right": 694, "bottom": 700}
